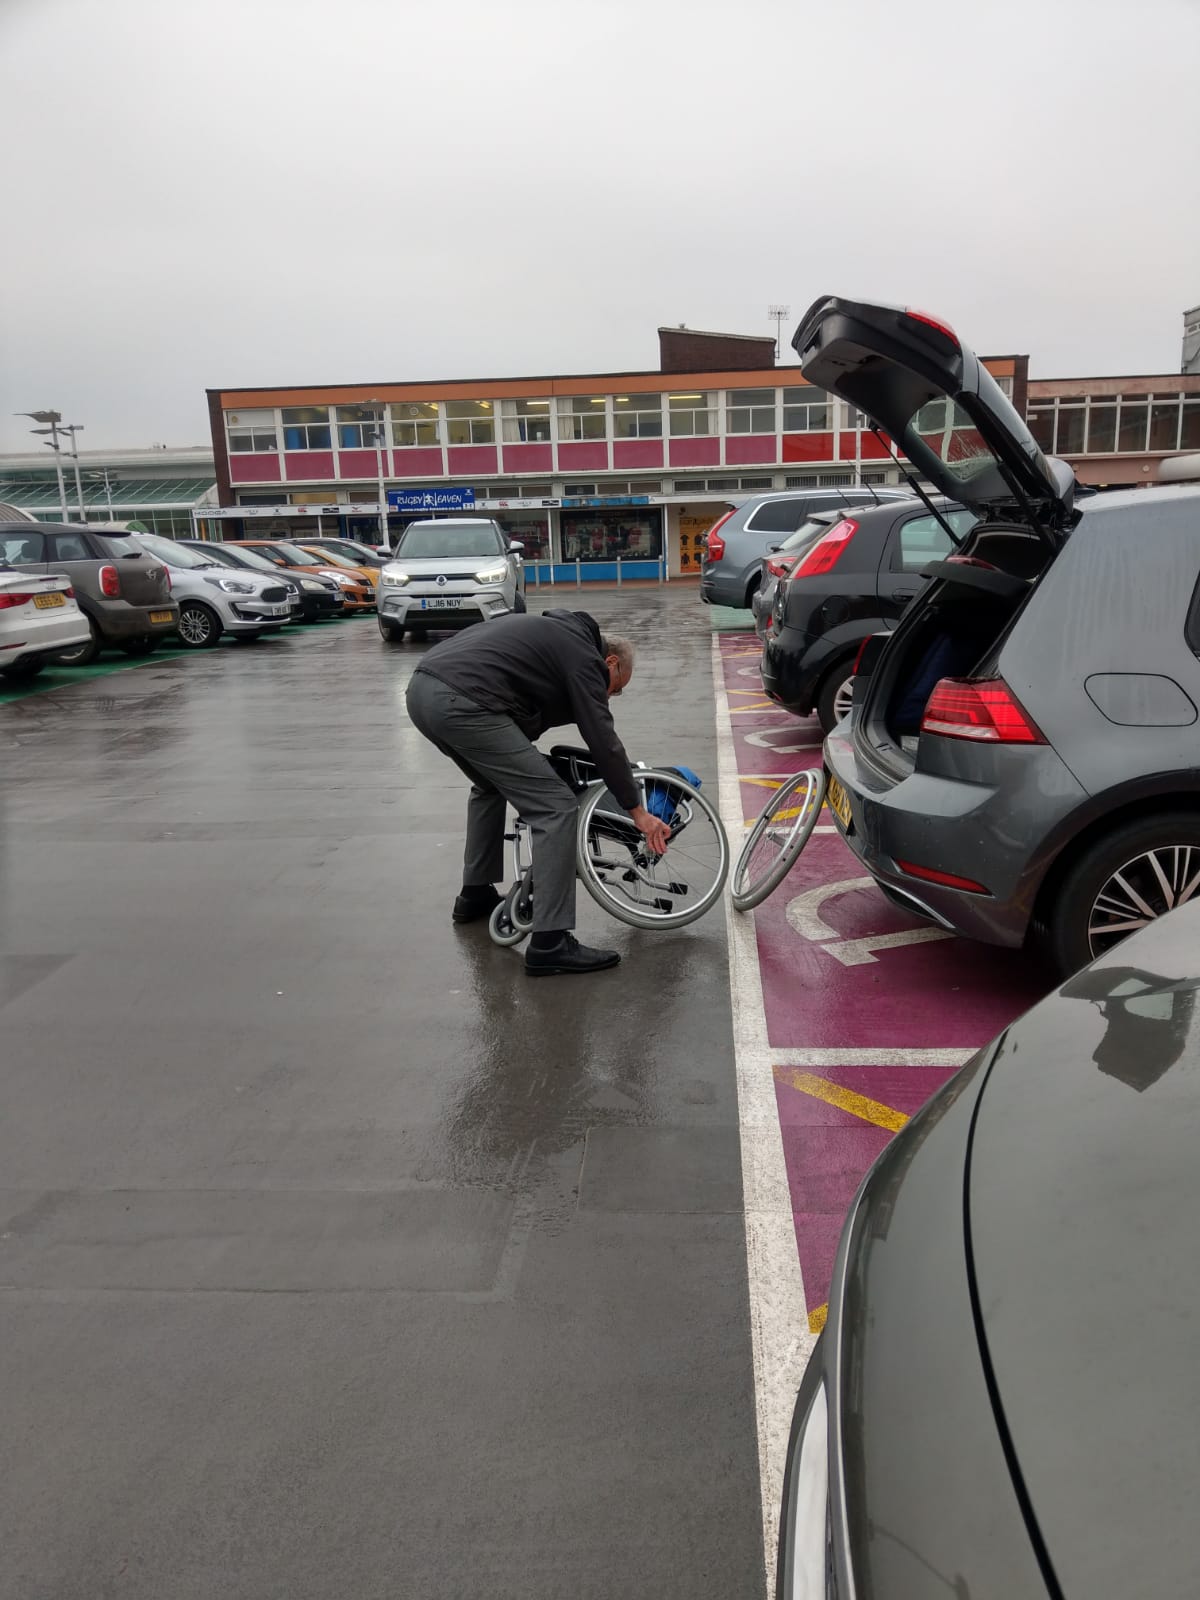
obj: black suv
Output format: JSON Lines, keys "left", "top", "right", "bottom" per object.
{"left": 760, "top": 497, "right": 976, "bottom": 729}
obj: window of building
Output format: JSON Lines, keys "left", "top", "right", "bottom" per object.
{"left": 668, "top": 392, "right": 716, "bottom": 437}
{"left": 335, "top": 404, "right": 385, "bottom": 449}
{"left": 390, "top": 401, "right": 440, "bottom": 448}
{"left": 1028, "top": 408, "right": 1055, "bottom": 452}
{"left": 726, "top": 388, "right": 775, "bottom": 434}
{"left": 1182, "top": 401, "right": 1200, "bottom": 451}
{"left": 993, "top": 375, "right": 1014, "bottom": 398}
{"left": 739, "top": 476, "right": 774, "bottom": 490}
{"left": 226, "top": 408, "right": 279, "bottom": 453}
{"left": 629, "top": 480, "right": 662, "bottom": 493}
{"left": 613, "top": 396, "right": 663, "bottom": 439}
{"left": 1055, "top": 406, "right": 1086, "bottom": 455}
{"left": 782, "top": 388, "right": 831, "bottom": 431}
{"left": 556, "top": 395, "right": 607, "bottom": 440}
{"left": 445, "top": 400, "right": 495, "bottom": 445}
{"left": 564, "top": 482, "right": 597, "bottom": 496}
{"left": 560, "top": 508, "right": 663, "bottom": 563}
{"left": 1086, "top": 404, "right": 1117, "bottom": 454}
{"left": 501, "top": 398, "right": 553, "bottom": 443}
{"left": 519, "top": 483, "right": 553, "bottom": 496}
{"left": 281, "top": 407, "right": 332, "bottom": 451}
{"left": 1151, "top": 397, "right": 1181, "bottom": 452}
{"left": 1118, "top": 399, "right": 1149, "bottom": 453}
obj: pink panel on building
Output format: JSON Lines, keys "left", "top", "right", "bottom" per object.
{"left": 837, "top": 433, "right": 858, "bottom": 460}
{"left": 669, "top": 438, "right": 720, "bottom": 468}
{"left": 391, "top": 448, "right": 444, "bottom": 477}
{"left": 612, "top": 439, "right": 664, "bottom": 469}
{"left": 557, "top": 440, "right": 609, "bottom": 472}
{"left": 446, "top": 445, "right": 499, "bottom": 476}
{"left": 782, "top": 433, "right": 834, "bottom": 463}
{"left": 337, "top": 450, "right": 381, "bottom": 480}
{"left": 724, "top": 435, "right": 778, "bottom": 465}
{"left": 859, "top": 433, "right": 891, "bottom": 460}
{"left": 502, "top": 443, "right": 554, "bottom": 474}
{"left": 283, "top": 451, "right": 335, "bottom": 482}
{"left": 228, "top": 453, "right": 282, "bottom": 484}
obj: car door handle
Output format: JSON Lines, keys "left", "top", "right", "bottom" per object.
{"left": 893, "top": 587, "right": 919, "bottom": 601}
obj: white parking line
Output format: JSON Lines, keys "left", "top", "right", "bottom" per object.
{"left": 712, "top": 636, "right": 811, "bottom": 1596}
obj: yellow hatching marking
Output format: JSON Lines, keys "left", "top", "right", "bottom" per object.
{"left": 808, "top": 1304, "right": 828, "bottom": 1335}
{"left": 773, "top": 1066, "right": 910, "bottom": 1134}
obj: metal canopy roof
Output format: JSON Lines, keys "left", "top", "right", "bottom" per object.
{"left": 0, "top": 476, "right": 216, "bottom": 510}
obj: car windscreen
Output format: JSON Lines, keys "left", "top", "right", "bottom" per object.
{"left": 258, "top": 543, "right": 315, "bottom": 566}
{"left": 222, "top": 545, "right": 283, "bottom": 574}
{"left": 137, "top": 536, "right": 215, "bottom": 569}
{"left": 397, "top": 526, "right": 503, "bottom": 559}
{"left": 299, "top": 546, "right": 358, "bottom": 568}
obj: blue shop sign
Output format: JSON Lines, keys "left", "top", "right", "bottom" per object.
{"left": 388, "top": 487, "right": 476, "bottom": 511}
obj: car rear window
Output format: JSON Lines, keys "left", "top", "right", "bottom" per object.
{"left": 0, "top": 531, "right": 47, "bottom": 563}
{"left": 93, "top": 535, "right": 145, "bottom": 558}
{"left": 745, "top": 499, "right": 809, "bottom": 534}
{"left": 397, "top": 525, "right": 504, "bottom": 558}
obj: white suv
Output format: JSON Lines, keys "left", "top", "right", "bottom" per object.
{"left": 377, "top": 518, "right": 526, "bottom": 642}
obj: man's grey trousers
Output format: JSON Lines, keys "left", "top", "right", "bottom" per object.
{"left": 406, "top": 670, "right": 578, "bottom": 934}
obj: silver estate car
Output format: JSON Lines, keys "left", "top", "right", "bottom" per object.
{"left": 377, "top": 518, "right": 526, "bottom": 642}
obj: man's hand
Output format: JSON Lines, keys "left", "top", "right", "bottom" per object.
{"left": 630, "top": 804, "right": 671, "bottom": 856}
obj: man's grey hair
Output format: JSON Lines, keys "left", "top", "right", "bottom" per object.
{"left": 600, "top": 634, "right": 636, "bottom": 674}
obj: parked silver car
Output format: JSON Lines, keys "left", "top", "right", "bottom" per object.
{"left": 133, "top": 534, "right": 294, "bottom": 649}
{"left": 377, "top": 518, "right": 526, "bottom": 642}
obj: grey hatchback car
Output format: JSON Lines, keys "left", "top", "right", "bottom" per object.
{"left": 0, "top": 521, "right": 177, "bottom": 663}
{"left": 377, "top": 518, "right": 526, "bottom": 642}
{"left": 799, "top": 294, "right": 1200, "bottom": 975}
{"left": 699, "top": 485, "right": 909, "bottom": 609}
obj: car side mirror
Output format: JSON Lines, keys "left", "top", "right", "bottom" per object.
{"left": 509, "top": 541, "right": 525, "bottom": 553}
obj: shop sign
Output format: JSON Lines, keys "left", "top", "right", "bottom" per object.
{"left": 388, "top": 487, "right": 476, "bottom": 511}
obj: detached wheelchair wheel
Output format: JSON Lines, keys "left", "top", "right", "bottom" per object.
{"left": 575, "top": 768, "right": 729, "bottom": 931}
{"left": 731, "top": 767, "right": 826, "bottom": 912}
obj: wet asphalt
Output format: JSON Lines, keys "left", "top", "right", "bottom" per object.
{"left": 0, "top": 592, "right": 764, "bottom": 1600}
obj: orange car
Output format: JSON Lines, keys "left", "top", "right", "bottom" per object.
{"left": 294, "top": 543, "right": 382, "bottom": 595}
{"left": 238, "top": 541, "right": 376, "bottom": 612}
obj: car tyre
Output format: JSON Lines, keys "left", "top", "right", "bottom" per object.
{"left": 379, "top": 617, "right": 405, "bottom": 643}
{"left": 1044, "top": 811, "right": 1200, "bottom": 976}
{"left": 816, "top": 660, "right": 857, "bottom": 733}
{"left": 177, "top": 601, "right": 223, "bottom": 649}
{"left": 120, "top": 636, "right": 159, "bottom": 657}
{"left": 1, "top": 658, "right": 45, "bottom": 682}
{"left": 743, "top": 573, "right": 762, "bottom": 609}
{"left": 54, "top": 617, "right": 102, "bottom": 667}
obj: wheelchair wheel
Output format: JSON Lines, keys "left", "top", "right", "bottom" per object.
{"left": 731, "top": 768, "right": 826, "bottom": 912}
{"left": 575, "top": 767, "right": 729, "bottom": 931}
{"left": 488, "top": 883, "right": 530, "bottom": 948}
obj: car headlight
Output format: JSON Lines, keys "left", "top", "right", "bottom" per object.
{"left": 381, "top": 570, "right": 410, "bottom": 586}
{"left": 299, "top": 578, "right": 325, "bottom": 593}
{"left": 204, "top": 576, "right": 255, "bottom": 594}
{"left": 474, "top": 563, "right": 508, "bottom": 583}
{"left": 780, "top": 1382, "right": 832, "bottom": 1600}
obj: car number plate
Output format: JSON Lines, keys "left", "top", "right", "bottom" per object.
{"left": 149, "top": 610, "right": 174, "bottom": 624}
{"left": 33, "top": 593, "right": 65, "bottom": 609}
{"left": 826, "top": 772, "right": 853, "bottom": 830}
{"left": 265, "top": 603, "right": 289, "bottom": 616}
{"left": 422, "top": 598, "right": 461, "bottom": 610}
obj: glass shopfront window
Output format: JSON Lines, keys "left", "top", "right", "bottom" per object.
{"left": 560, "top": 508, "right": 663, "bottom": 563}
{"left": 495, "top": 513, "right": 551, "bottom": 560}
{"left": 557, "top": 395, "right": 607, "bottom": 440}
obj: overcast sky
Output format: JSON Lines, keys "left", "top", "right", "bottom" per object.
{"left": 1, "top": 0, "right": 1197, "bottom": 451}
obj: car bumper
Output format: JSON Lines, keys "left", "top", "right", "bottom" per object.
{"left": 822, "top": 723, "right": 1088, "bottom": 948}
{"left": 760, "top": 625, "right": 831, "bottom": 716}
{"left": 91, "top": 601, "right": 180, "bottom": 641}
{"left": 699, "top": 567, "right": 742, "bottom": 607}
{"left": 378, "top": 585, "right": 513, "bottom": 627}
{"left": 0, "top": 607, "right": 92, "bottom": 665}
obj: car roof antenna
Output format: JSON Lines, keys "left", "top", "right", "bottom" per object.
{"left": 869, "top": 427, "right": 963, "bottom": 546}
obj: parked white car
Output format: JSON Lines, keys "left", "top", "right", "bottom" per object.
{"left": 132, "top": 534, "right": 294, "bottom": 649}
{"left": 0, "top": 563, "right": 91, "bottom": 681}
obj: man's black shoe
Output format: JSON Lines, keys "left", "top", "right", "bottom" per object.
{"left": 452, "top": 885, "right": 502, "bottom": 924}
{"left": 524, "top": 934, "right": 620, "bottom": 977}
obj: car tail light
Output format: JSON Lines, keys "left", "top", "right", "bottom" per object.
{"left": 905, "top": 308, "right": 959, "bottom": 347}
{"left": 164, "top": 568, "right": 172, "bottom": 591}
{"left": 705, "top": 509, "right": 735, "bottom": 563}
{"left": 0, "top": 592, "right": 35, "bottom": 610}
{"left": 792, "top": 518, "right": 859, "bottom": 578}
{"left": 765, "top": 553, "right": 799, "bottom": 580}
{"left": 896, "top": 859, "right": 989, "bottom": 894}
{"left": 64, "top": 585, "right": 74, "bottom": 598}
{"left": 921, "top": 678, "right": 1046, "bottom": 744}
{"left": 100, "top": 564, "right": 120, "bottom": 597}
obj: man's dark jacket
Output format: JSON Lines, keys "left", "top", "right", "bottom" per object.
{"left": 415, "top": 610, "right": 639, "bottom": 808}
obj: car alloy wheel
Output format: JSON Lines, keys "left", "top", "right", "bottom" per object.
{"left": 833, "top": 675, "right": 855, "bottom": 723}
{"left": 178, "top": 604, "right": 219, "bottom": 647}
{"left": 1088, "top": 845, "right": 1200, "bottom": 957}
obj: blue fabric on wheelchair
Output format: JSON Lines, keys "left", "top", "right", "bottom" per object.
{"left": 646, "top": 766, "right": 701, "bottom": 819}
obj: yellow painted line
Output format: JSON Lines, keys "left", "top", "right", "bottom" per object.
{"left": 740, "top": 775, "right": 786, "bottom": 790}
{"left": 727, "top": 686, "right": 769, "bottom": 696}
{"left": 808, "top": 1304, "right": 828, "bottom": 1335}
{"left": 729, "top": 701, "right": 777, "bottom": 712}
{"left": 773, "top": 1066, "right": 910, "bottom": 1134}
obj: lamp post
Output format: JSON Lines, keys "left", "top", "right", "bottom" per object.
{"left": 363, "top": 397, "right": 389, "bottom": 551}
{"left": 59, "top": 423, "right": 87, "bottom": 522}
{"left": 17, "top": 410, "right": 69, "bottom": 522}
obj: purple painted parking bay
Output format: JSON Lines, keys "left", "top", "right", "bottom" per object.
{"left": 718, "top": 633, "right": 1051, "bottom": 1324}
